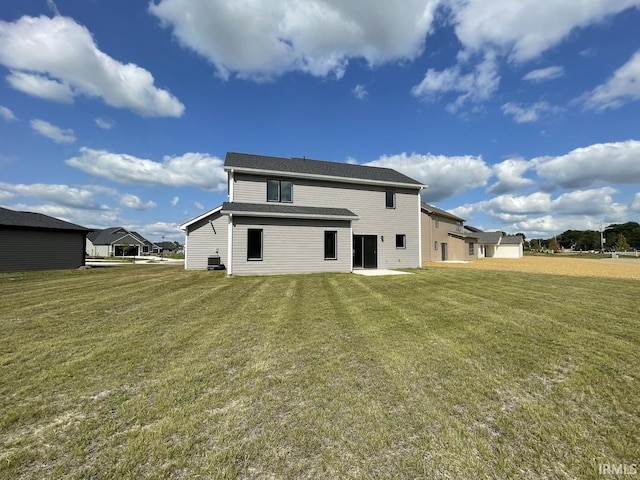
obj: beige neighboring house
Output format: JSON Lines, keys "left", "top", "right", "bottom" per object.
{"left": 421, "top": 204, "right": 479, "bottom": 262}
{"left": 181, "top": 152, "right": 425, "bottom": 274}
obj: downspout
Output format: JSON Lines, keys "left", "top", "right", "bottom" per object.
{"left": 350, "top": 222, "right": 353, "bottom": 273}
{"left": 417, "top": 188, "right": 423, "bottom": 268}
{"left": 227, "top": 213, "right": 233, "bottom": 276}
{"left": 183, "top": 230, "right": 188, "bottom": 270}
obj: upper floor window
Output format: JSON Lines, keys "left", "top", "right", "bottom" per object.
{"left": 385, "top": 190, "right": 395, "bottom": 209}
{"left": 435, "top": 216, "right": 440, "bottom": 228}
{"left": 267, "top": 179, "right": 293, "bottom": 203}
{"left": 456, "top": 221, "right": 462, "bottom": 232}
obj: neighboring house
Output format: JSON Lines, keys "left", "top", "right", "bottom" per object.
{"left": 86, "top": 227, "right": 148, "bottom": 257}
{"left": 421, "top": 203, "right": 478, "bottom": 262}
{"left": 469, "top": 228, "right": 524, "bottom": 258}
{"left": 181, "top": 152, "right": 425, "bottom": 274}
{"left": 158, "top": 241, "right": 181, "bottom": 254}
{"left": 0, "top": 206, "right": 88, "bottom": 271}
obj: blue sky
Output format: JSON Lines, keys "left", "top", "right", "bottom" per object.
{"left": 1, "top": 0, "right": 640, "bottom": 242}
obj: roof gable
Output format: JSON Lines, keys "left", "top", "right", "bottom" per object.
{"left": 421, "top": 203, "right": 465, "bottom": 222}
{"left": 224, "top": 152, "right": 423, "bottom": 188}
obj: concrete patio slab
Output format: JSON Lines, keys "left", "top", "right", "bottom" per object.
{"left": 352, "top": 269, "right": 413, "bottom": 276}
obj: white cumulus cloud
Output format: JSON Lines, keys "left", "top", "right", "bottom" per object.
{"left": 501, "top": 101, "right": 562, "bottom": 123}
{"left": 352, "top": 84, "right": 368, "bottom": 100}
{"left": 522, "top": 66, "right": 565, "bottom": 83}
{"left": 66, "top": 147, "right": 227, "bottom": 190}
{"left": 95, "top": 117, "right": 115, "bottom": 130}
{"left": 149, "top": 0, "right": 440, "bottom": 80}
{"left": 365, "top": 152, "right": 492, "bottom": 202}
{"left": 0, "top": 181, "right": 108, "bottom": 209}
{"left": 582, "top": 49, "right": 640, "bottom": 111}
{"left": 450, "top": 0, "right": 640, "bottom": 62}
{"left": 171, "top": 196, "right": 180, "bottom": 206}
{"left": 411, "top": 51, "right": 500, "bottom": 112}
{"left": 488, "top": 158, "right": 534, "bottom": 194}
{"left": 120, "top": 194, "right": 157, "bottom": 210}
{"left": 0, "top": 15, "right": 184, "bottom": 117}
{"left": 30, "top": 119, "right": 76, "bottom": 143}
{"left": 0, "top": 105, "right": 16, "bottom": 121}
{"left": 533, "top": 140, "right": 640, "bottom": 188}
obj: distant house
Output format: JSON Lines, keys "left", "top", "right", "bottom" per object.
{"left": 467, "top": 227, "right": 524, "bottom": 258}
{"left": 86, "top": 227, "right": 149, "bottom": 257}
{"left": 157, "top": 241, "right": 181, "bottom": 254}
{"left": 0, "top": 206, "right": 88, "bottom": 271}
{"left": 181, "top": 152, "right": 424, "bottom": 273}
{"left": 421, "top": 204, "right": 478, "bottom": 262}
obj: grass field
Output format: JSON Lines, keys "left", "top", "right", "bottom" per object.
{"left": 1, "top": 265, "right": 638, "bottom": 479}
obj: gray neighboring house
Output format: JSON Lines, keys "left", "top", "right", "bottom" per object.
{"left": 0, "top": 206, "right": 88, "bottom": 271}
{"left": 86, "top": 227, "right": 149, "bottom": 257}
{"left": 181, "top": 152, "right": 425, "bottom": 274}
{"left": 466, "top": 226, "right": 524, "bottom": 258}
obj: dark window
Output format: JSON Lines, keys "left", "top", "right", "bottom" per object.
{"left": 324, "top": 231, "right": 337, "bottom": 260}
{"left": 267, "top": 179, "right": 293, "bottom": 203}
{"left": 435, "top": 217, "right": 440, "bottom": 228}
{"left": 247, "top": 229, "right": 263, "bottom": 261}
{"left": 434, "top": 241, "right": 438, "bottom": 251}
{"left": 267, "top": 180, "right": 279, "bottom": 202}
{"left": 469, "top": 242, "right": 475, "bottom": 255}
{"left": 396, "top": 234, "right": 406, "bottom": 249}
{"left": 385, "top": 190, "right": 395, "bottom": 209}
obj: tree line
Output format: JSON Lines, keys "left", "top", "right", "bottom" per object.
{"left": 526, "top": 222, "right": 640, "bottom": 252}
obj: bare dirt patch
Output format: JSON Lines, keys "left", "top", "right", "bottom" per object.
{"left": 426, "top": 255, "right": 640, "bottom": 280}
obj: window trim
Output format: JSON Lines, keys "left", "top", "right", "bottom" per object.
{"left": 468, "top": 242, "right": 475, "bottom": 256}
{"left": 395, "top": 234, "right": 406, "bottom": 249}
{"left": 324, "top": 231, "right": 337, "bottom": 260}
{"left": 267, "top": 179, "right": 293, "bottom": 203}
{"left": 247, "top": 229, "right": 263, "bottom": 261}
{"left": 385, "top": 189, "right": 395, "bottom": 209}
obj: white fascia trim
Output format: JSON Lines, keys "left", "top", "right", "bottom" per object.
{"left": 179, "top": 205, "right": 224, "bottom": 230}
{"left": 224, "top": 166, "right": 424, "bottom": 190}
{"left": 220, "top": 210, "right": 358, "bottom": 221}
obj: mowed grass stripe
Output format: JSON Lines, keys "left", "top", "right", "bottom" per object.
{"left": 0, "top": 266, "right": 638, "bottom": 479}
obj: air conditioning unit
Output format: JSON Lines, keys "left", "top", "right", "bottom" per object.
{"left": 207, "top": 256, "right": 226, "bottom": 270}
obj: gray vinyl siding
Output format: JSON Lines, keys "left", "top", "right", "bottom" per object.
{"left": 230, "top": 217, "right": 351, "bottom": 275}
{"left": 184, "top": 211, "right": 228, "bottom": 270}
{"left": 233, "top": 173, "right": 420, "bottom": 268}
{"left": 0, "top": 228, "right": 85, "bottom": 271}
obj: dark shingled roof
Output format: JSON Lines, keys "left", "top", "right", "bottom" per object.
{"left": 475, "top": 231, "right": 503, "bottom": 244}
{"left": 224, "top": 152, "right": 423, "bottom": 187}
{"left": 501, "top": 235, "right": 524, "bottom": 245}
{"left": 421, "top": 203, "right": 465, "bottom": 222}
{"left": 88, "top": 227, "right": 146, "bottom": 245}
{"left": 221, "top": 202, "right": 357, "bottom": 219}
{"left": 0, "top": 207, "right": 87, "bottom": 231}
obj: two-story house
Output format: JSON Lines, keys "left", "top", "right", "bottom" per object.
{"left": 421, "top": 203, "right": 479, "bottom": 262}
{"left": 180, "top": 152, "right": 425, "bottom": 274}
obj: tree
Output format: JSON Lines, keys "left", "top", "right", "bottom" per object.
{"left": 531, "top": 240, "right": 541, "bottom": 251}
{"left": 548, "top": 237, "right": 560, "bottom": 252}
{"left": 616, "top": 234, "right": 630, "bottom": 251}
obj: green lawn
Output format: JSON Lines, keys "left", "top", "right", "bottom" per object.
{"left": 1, "top": 266, "right": 638, "bottom": 479}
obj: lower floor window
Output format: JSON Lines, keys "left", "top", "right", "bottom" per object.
{"left": 469, "top": 242, "right": 475, "bottom": 255}
{"left": 247, "top": 229, "right": 263, "bottom": 260}
{"left": 396, "top": 234, "right": 406, "bottom": 249}
{"left": 324, "top": 231, "right": 337, "bottom": 260}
